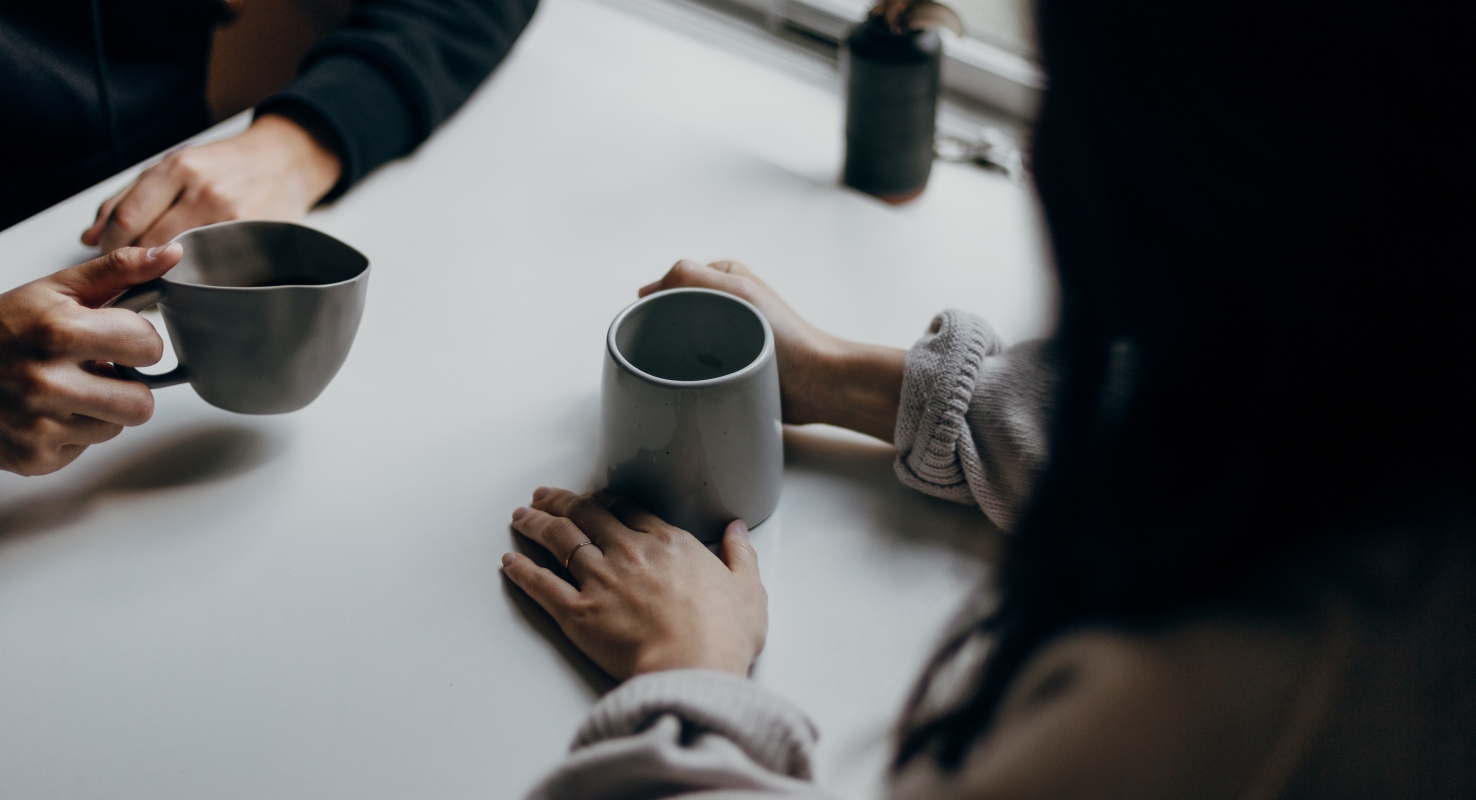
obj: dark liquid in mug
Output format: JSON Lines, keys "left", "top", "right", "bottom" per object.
{"left": 247, "top": 275, "right": 336, "bottom": 287}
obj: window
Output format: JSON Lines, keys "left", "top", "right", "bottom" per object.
{"left": 721, "top": 0, "right": 1044, "bottom": 119}
{"left": 953, "top": 0, "right": 1036, "bottom": 60}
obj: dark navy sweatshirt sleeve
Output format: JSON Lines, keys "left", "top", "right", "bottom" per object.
{"left": 256, "top": 0, "right": 539, "bottom": 200}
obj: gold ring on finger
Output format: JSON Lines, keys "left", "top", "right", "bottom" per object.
{"left": 564, "top": 540, "right": 596, "bottom": 571}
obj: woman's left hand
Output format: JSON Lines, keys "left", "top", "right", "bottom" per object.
{"left": 503, "top": 487, "right": 767, "bottom": 681}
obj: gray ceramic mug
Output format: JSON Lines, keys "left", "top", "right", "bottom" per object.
{"left": 599, "top": 288, "right": 783, "bottom": 543}
{"left": 106, "top": 220, "right": 370, "bottom": 414}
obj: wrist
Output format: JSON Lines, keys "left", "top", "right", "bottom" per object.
{"left": 802, "top": 339, "right": 906, "bottom": 442}
{"left": 631, "top": 641, "right": 754, "bottom": 679}
{"left": 777, "top": 330, "right": 850, "bottom": 426}
{"left": 250, "top": 113, "right": 342, "bottom": 205}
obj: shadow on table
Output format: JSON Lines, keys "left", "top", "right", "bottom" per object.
{"left": 502, "top": 531, "right": 619, "bottom": 697}
{"left": 0, "top": 424, "right": 281, "bottom": 543}
{"left": 783, "top": 426, "right": 1005, "bottom": 564}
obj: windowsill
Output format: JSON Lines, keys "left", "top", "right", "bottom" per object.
{"left": 718, "top": 0, "right": 1043, "bottom": 120}
{"left": 590, "top": 0, "right": 1037, "bottom": 161}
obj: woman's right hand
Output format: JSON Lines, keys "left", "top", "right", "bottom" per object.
{"left": 641, "top": 260, "right": 906, "bottom": 442}
{"left": 503, "top": 487, "right": 767, "bottom": 681}
{"left": 641, "top": 260, "right": 837, "bottom": 425}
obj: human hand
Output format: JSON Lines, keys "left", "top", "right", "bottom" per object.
{"left": 502, "top": 487, "right": 767, "bottom": 681}
{"left": 642, "top": 260, "right": 906, "bottom": 442}
{"left": 81, "top": 114, "right": 341, "bottom": 253}
{"left": 0, "top": 245, "right": 180, "bottom": 475}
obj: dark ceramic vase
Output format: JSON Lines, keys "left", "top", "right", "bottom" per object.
{"left": 842, "top": 16, "right": 942, "bottom": 203}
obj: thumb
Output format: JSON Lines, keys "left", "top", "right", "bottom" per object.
{"left": 46, "top": 243, "right": 182, "bottom": 307}
{"left": 719, "top": 519, "right": 760, "bottom": 579}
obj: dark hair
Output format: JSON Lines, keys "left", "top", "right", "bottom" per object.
{"left": 897, "top": 0, "right": 1475, "bottom": 770}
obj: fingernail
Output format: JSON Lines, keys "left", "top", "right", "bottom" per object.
{"left": 638, "top": 280, "right": 662, "bottom": 296}
{"left": 733, "top": 519, "right": 749, "bottom": 536}
{"left": 532, "top": 487, "right": 551, "bottom": 501}
{"left": 501, "top": 553, "right": 517, "bottom": 567}
{"left": 512, "top": 507, "right": 529, "bottom": 521}
{"left": 146, "top": 243, "right": 176, "bottom": 259}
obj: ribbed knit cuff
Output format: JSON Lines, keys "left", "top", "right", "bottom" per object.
{"left": 893, "top": 310, "right": 1003, "bottom": 502}
{"left": 573, "top": 670, "right": 819, "bottom": 780}
{"left": 257, "top": 52, "right": 421, "bottom": 201}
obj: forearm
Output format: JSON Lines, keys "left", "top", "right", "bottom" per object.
{"left": 248, "top": 113, "right": 342, "bottom": 206}
{"left": 792, "top": 338, "right": 907, "bottom": 443}
{"left": 259, "top": 0, "right": 540, "bottom": 196}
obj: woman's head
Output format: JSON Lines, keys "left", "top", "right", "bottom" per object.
{"left": 900, "top": 0, "right": 1474, "bottom": 769}
{"left": 1023, "top": 0, "right": 1473, "bottom": 626}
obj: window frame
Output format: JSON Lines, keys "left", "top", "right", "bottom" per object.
{"left": 726, "top": 0, "right": 1044, "bottom": 119}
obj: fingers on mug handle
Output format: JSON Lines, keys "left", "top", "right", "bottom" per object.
{"left": 60, "top": 307, "right": 165, "bottom": 366}
{"left": 57, "top": 415, "right": 127, "bottom": 447}
{"left": 501, "top": 553, "right": 580, "bottom": 613}
{"left": 50, "top": 244, "right": 181, "bottom": 306}
{"left": 26, "top": 364, "right": 156, "bottom": 427}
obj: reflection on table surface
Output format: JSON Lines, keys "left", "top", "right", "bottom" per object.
{"left": 0, "top": 0, "right": 1049, "bottom": 797}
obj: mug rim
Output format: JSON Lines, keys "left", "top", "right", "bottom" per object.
{"left": 606, "top": 287, "right": 776, "bottom": 388}
{"left": 162, "top": 220, "right": 370, "bottom": 291}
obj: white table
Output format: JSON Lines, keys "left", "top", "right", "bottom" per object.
{"left": 0, "top": 0, "right": 1053, "bottom": 797}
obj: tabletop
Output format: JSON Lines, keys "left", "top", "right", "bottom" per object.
{"left": 0, "top": 0, "right": 1053, "bottom": 796}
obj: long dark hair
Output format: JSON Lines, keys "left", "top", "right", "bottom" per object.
{"left": 897, "top": 0, "right": 1475, "bottom": 770}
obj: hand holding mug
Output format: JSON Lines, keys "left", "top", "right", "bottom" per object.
{"left": 503, "top": 488, "right": 768, "bottom": 681}
{"left": 641, "top": 260, "right": 907, "bottom": 443}
{"left": 0, "top": 245, "right": 179, "bottom": 475}
{"left": 107, "top": 221, "right": 370, "bottom": 415}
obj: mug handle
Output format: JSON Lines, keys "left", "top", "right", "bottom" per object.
{"left": 103, "top": 281, "right": 191, "bottom": 388}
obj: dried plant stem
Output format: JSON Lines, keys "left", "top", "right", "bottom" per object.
{"left": 870, "top": 0, "right": 964, "bottom": 35}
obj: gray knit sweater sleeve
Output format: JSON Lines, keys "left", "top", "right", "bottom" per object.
{"left": 527, "top": 670, "right": 837, "bottom": 800}
{"left": 893, "top": 310, "right": 1060, "bottom": 532}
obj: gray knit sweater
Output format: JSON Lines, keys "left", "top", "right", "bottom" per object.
{"left": 526, "top": 310, "right": 1058, "bottom": 800}
{"left": 892, "top": 310, "right": 1059, "bottom": 533}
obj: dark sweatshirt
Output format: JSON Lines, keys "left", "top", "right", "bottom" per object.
{"left": 0, "top": 0, "right": 538, "bottom": 232}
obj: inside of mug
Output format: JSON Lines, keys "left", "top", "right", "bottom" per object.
{"left": 166, "top": 222, "right": 368, "bottom": 288}
{"left": 615, "top": 291, "right": 765, "bottom": 381}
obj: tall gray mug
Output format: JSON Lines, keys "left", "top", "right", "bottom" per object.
{"left": 599, "top": 287, "right": 783, "bottom": 543}
{"left": 107, "top": 220, "right": 370, "bottom": 414}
